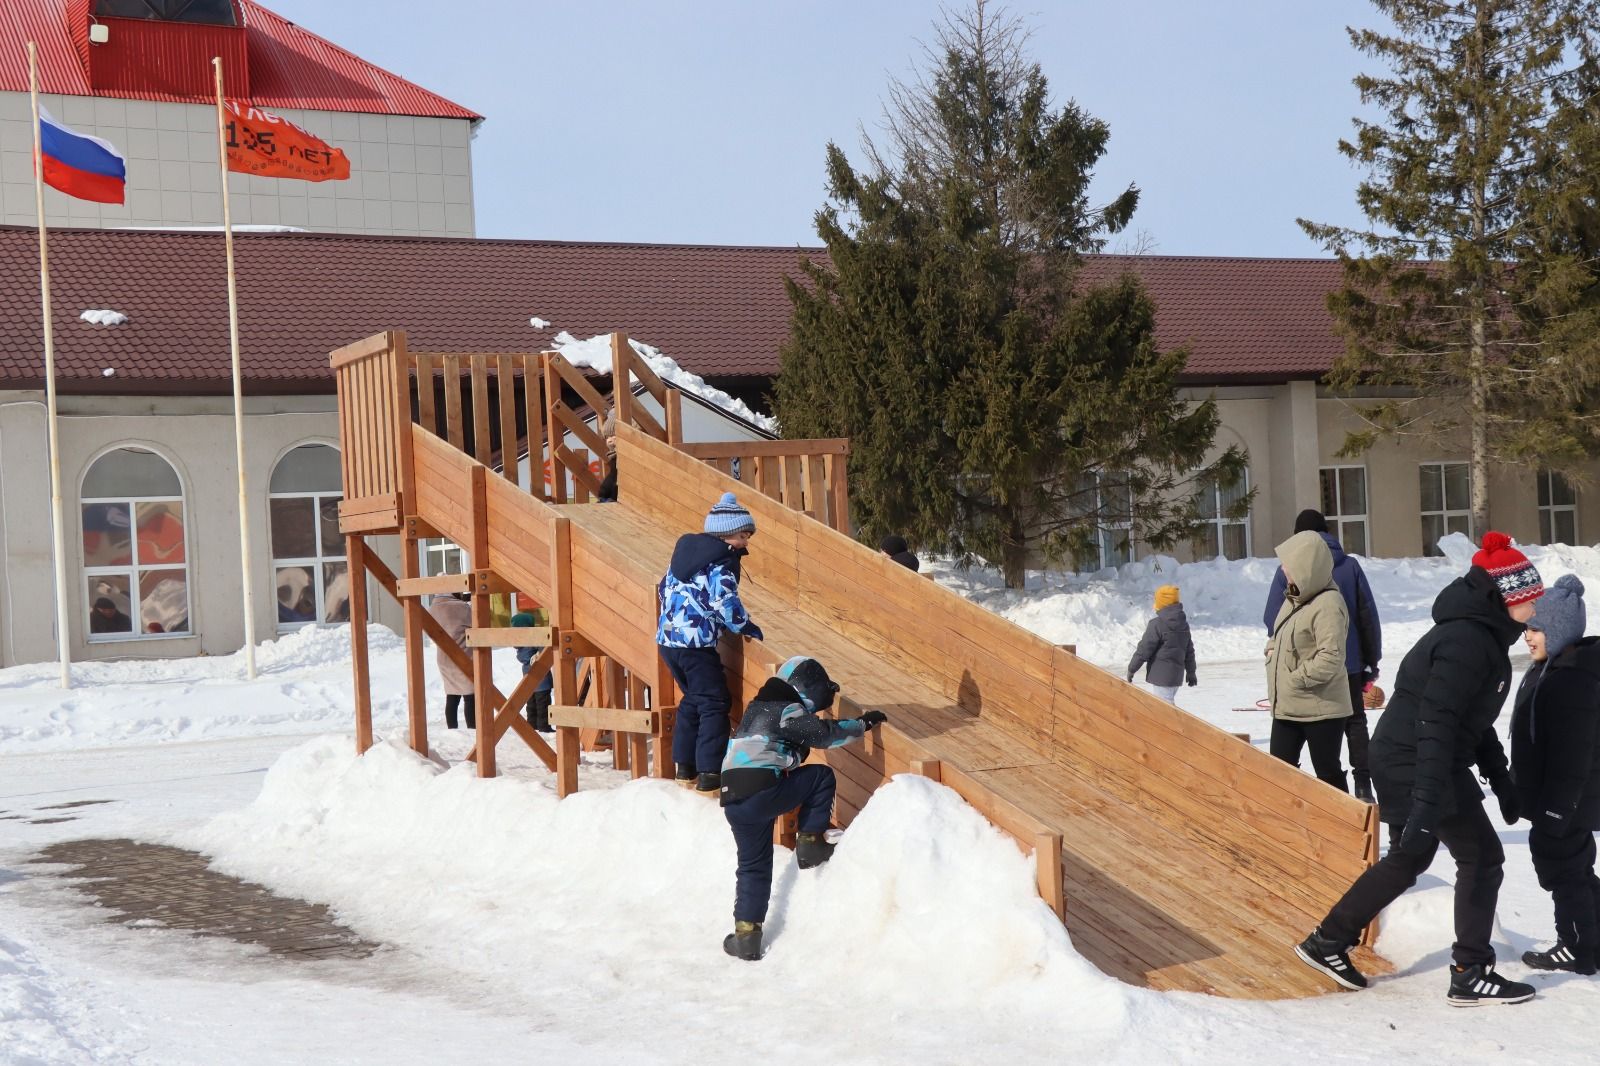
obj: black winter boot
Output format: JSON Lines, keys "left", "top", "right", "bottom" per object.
{"left": 695, "top": 772, "right": 721, "bottom": 794}
{"left": 1293, "top": 930, "right": 1368, "bottom": 990}
{"left": 796, "top": 831, "right": 836, "bottom": 870}
{"left": 1522, "top": 942, "right": 1597, "bottom": 975}
{"left": 1352, "top": 772, "right": 1375, "bottom": 804}
{"left": 1446, "top": 964, "right": 1535, "bottom": 1006}
{"left": 674, "top": 764, "right": 697, "bottom": 789}
{"left": 723, "top": 920, "right": 762, "bottom": 961}
{"left": 528, "top": 691, "right": 552, "bottom": 733}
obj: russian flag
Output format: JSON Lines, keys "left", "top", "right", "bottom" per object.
{"left": 38, "top": 109, "right": 126, "bottom": 205}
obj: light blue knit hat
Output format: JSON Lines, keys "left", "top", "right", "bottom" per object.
{"left": 704, "top": 492, "right": 755, "bottom": 536}
{"left": 1529, "top": 574, "right": 1586, "bottom": 657}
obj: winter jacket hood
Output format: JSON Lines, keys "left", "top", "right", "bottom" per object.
{"left": 720, "top": 676, "right": 866, "bottom": 804}
{"left": 1128, "top": 602, "right": 1197, "bottom": 688}
{"left": 669, "top": 533, "right": 744, "bottom": 583}
{"left": 1277, "top": 530, "right": 1335, "bottom": 602}
{"left": 1511, "top": 636, "right": 1600, "bottom": 832}
{"left": 1266, "top": 531, "right": 1351, "bottom": 723}
{"left": 1262, "top": 531, "right": 1383, "bottom": 675}
{"left": 1432, "top": 565, "right": 1527, "bottom": 647}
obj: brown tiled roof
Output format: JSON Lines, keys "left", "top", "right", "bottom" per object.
{"left": 0, "top": 227, "right": 1346, "bottom": 395}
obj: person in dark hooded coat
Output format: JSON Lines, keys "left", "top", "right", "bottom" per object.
{"left": 1127, "top": 584, "right": 1197, "bottom": 703}
{"left": 879, "top": 534, "right": 920, "bottom": 572}
{"left": 1294, "top": 532, "right": 1541, "bottom": 1005}
{"left": 1510, "top": 574, "right": 1600, "bottom": 975}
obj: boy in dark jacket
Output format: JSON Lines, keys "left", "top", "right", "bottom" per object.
{"left": 1127, "top": 585, "right": 1197, "bottom": 704}
{"left": 1511, "top": 574, "right": 1600, "bottom": 975}
{"left": 719, "top": 655, "right": 886, "bottom": 960}
{"left": 1294, "top": 532, "right": 1541, "bottom": 1005}
{"left": 1264, "top": 509, "right": 1383, "bottom": 801}
{"left": 511, "top": 605, "right": 553, "bottom": 732}
{"left": 658, "top": 493, "right": 764, "bottom": 793}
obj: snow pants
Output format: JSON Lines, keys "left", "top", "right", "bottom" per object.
{"left": 444, "top": 693, "right": 476, "bottom": 730}
{"left": 1529, "top": 820, "right": 1600, "bottom": 959}
{"left": 1150, "top": 684, "right": 1179, "bottom": 704}
{"left": 659, "top": 645, "right": 731, "bottom": 774}
{"left": 1345, "top": 673, "right": 1371, "bottom": 778}
{"left": 1270, "top": 716, "right": 1348, "bottom": 791}
{"left": 1320, "top": 801, "right": 1504, "bottom": 967}
{"left": 723, "top": 765, "right": 837, "bottom": 924}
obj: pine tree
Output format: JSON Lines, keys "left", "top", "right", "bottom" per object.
{"left": 776, "top": 1, "right": 1245, "bottom": 588}
{"left": 1300, "top": 0, "right": 1600, "bottom": 534}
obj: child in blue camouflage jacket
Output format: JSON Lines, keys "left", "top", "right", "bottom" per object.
{"left": 720, "top": 655, "right": 887, "bottom": 960}
{"left": 657, "top": 492, "right": 765, "bottom": 793}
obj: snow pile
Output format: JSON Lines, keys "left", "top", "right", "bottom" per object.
{"left": 553, "top": 330, "right": 779, "bottom": 433}
{"left": 78, "top": 309, "right": 128, "bottom": 326}
{"left": 185, "top": 738, "right": 1139, "bottom": 1048}
{"left": 932, "top": 532, "right": 1600, "bottom": 667}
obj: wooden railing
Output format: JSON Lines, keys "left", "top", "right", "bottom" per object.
{"left": 331, "top": 331, "right": 412, "bottom": 532}
{"left": 612, "top": 332, "right": 683, "bottom": 446}
{"left": 676, "top": 439, "right": 851, "bottom": 533}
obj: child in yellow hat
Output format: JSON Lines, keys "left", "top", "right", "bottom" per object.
{"left": 1127, "top": 584, "right": 1197, "bottom": 704}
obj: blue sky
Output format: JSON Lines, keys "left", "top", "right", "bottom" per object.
{"left": 269, "top": 0, "right": 1378, "bottom": 256}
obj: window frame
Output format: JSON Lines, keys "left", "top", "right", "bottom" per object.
{"left": 269, "top": 489, "right": 348, "bottom": 631}
{"left": 1537, "top": 469, "right": 1579, "bottom": 546}
{"left": 1195, "top": 469, "right": 1252, "bottom": 561}
{"left": 1418, "top": 460, "right": 1473, "bottom": 557}
{"left": 1319, "top": 463, "right": 1370, "bottom": 557}
{"left": 80, "top": 447, "right": 192, "bottom": 643}
{"left": 1093, "top": 474, "right": 1136, "bottom": 570}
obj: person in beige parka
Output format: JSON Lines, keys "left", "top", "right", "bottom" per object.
{"left": 1266, "top": 529, "right": 1352, "bottom": 791}
{"left": 427, "top": 592, "right": 476, "bottom": 729}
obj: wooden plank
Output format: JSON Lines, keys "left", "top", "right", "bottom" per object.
{"left": 415, "top": 351, "right": 436, "bottom": 437}
{"left": 542, "top": 353, "right": 567, "bottom": 504}
{"left": 386, "top": 540, "right": 429, "bottom": 757}
{"left": 466, "top": 626, "right": 553, "bottom": 648}
{"left": 523, "top": 353, "right": 545, "bottom": 498}
{"left": 443, "top": 354, "right": 464, "bottom": 450}
{"left": 348, "top": 535, "right": 373, "bottom": 756}
{"left": 802, "top": 454, "right": 825, "bottom": 521}
{"left": 547, "top": 705, "right": 659, "bottom": 734}
{"left": 337, "top": 503, "right": 400, "bottom": 534}
{"left": 497, "top": 354, "right": 519, "bottom": 483}
{"left": 665, "top": 390, "right": 683, "bottom": 445}
{"left": 396, "top": 574, "right": 470, "bottom": 597}
{"left": 554, "top": 651, "right": 581, "bottom": 797}
{"left": 549, "top": 517, "right": 573, "bottom": 630}
{"left": 677, "top": 439, "right": 851, "bottom": 459}
{"left": 471, "top": 357, "right": 492, "bottom": 463}
{"left": 329, "top": 332, "right": 391, "bottom": 369}
{"left": 1035, "top": 830, "right": 1066, "bottom": 921}
{"left": 393, "top": 333, "right": 418, "bottom": 515}
{"left": 826, "top": 452, "right": 850, "bottom": 533}
{"left": 471, "top": 551, "right": 497, "bottom": 779}
{"left": 781, "top": 455, "right": 803, "bottom": 510}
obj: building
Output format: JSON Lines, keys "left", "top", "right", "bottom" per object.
{"left": 0, "top": 0, "right": 480, "bottom": 236}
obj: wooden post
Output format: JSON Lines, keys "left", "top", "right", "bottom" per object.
{"left": 470, "top": 467, "right": 496, "bottom": 777}
{"left": 400, "top": 529, "right": 429, "bottom": 757}
{"left": 554, "top": 651, "right": 580, "bottom": 798}
{"left": 910, "top": 758, "right": 942, "bottom": 781}
{"left": 348, "top": 535, "right": 374, "bottom": 755}
{"left": 1034, "top": 830, "right": 1066, "bottom": 921}
{"left": 826, "top": 451, "right": 850, "bottom": 534}
{"left": 665, "top": 389, "right": 683, "bottom": 445}
{"left": 611, "top": 333, "right": 630, "bottom": 431}
{"left": 628, "top": 672, "right": 649, "bottom": 780}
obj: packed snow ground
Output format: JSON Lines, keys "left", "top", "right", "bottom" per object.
{"left": 3, "top": 533, "right": 1600, "bottom": 1063}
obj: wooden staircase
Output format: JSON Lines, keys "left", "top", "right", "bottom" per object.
{"left": 331, "top": 330, "right": 1384, "bottom": 999}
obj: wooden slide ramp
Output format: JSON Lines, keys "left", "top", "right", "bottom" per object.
{"left": 334, "top": 333, "right": 1381, "bottom": 999}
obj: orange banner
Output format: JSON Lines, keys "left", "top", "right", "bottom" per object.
{"left": 222, "top": 101, "right": 350, "bottom": 182}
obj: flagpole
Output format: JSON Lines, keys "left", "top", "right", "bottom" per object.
{"left": 213, "top": 57, "right": 257, "bottom": 680}
{"left": 28, "top": 43, "right": 73, "bottom": 691}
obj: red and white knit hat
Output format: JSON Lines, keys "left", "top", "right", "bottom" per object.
{"left": 1471, "top": 531, "right": 1544, "bottom": 606}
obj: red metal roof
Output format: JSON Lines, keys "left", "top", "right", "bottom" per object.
{"left": 0, "top": 0, "right": 478, "bottom": 119}
{"left": 0, "top": 227, "right": 1346, "bottom": 395}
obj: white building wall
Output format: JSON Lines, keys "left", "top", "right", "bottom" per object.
{"left": 0, "top": 92, "right": 475, "bottom": 236}
{"left": 0, "top": 393, "right": 404, "bottom": 667}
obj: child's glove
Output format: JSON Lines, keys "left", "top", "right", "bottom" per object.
{"left": 1126, "top": 673, "right": 1135, "bottom": 684}
{"left": 1186, "top": 675, "right": 1198, "bottom": 687}
{"left": 743, "top": 621, "right": 765, "bottom": 641}
{"left": 858, "top": 710, "right": 889, "bottom": 728}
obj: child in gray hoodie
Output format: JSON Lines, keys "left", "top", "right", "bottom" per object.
{"left": 1128, "top": 584, "right": 1198, "bottom": 704}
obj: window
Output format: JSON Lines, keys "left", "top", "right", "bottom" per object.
{"left": 1196, "top": 471, "right": 1251, "bottom": 560}
{"left": 1319, "top": 466, "right": 1369, "bottom": 557}
{"left": 1419, "top": 462, "right": 1472, "bottom": 557}
{"left": 1069, "top": 472, "right": 1135, "bottom": 569}
{"left": 421, "top": 539, "right": 466, "bottom": 578}
{"left": 93, "top": 1, "right": 239, "bottom": 26}
{"left": 81, "top": 447, "right": 189, "bottom": 640}
{"left": 1538, "top": 471, "right": 1578, "bottom": 545}
{"left": 269, "top": 444, "right": 348, "bottom": 629}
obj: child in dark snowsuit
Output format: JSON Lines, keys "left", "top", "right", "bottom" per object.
{"left": 1511, "top": 574, "right": 1600, "bottom": 975}
{"left": 1294, "top": 532, "right": 1541, "bottom": 1004}
{"left": 1127, "top": 585, "right": 1197, "bottom": 704}
{"left": 719, "top": 655, "right": 886, "bottom": 960}
{"left": 511, "top": 605, "right": 553, "bottom": 732}
{"left": 657, "top": 492, "right": 764, "bottom": 793}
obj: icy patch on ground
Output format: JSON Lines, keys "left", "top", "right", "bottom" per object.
{"left": 554, "top": 330, "right": 778, "bottom": 433}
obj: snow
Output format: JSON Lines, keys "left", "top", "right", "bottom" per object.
{"left": 553, "top": 330, "right": 779, "bottom": 433}
{"left": 77, "top": 310, "right": 127, "bottom": 327}
{"left": 528, "top": 316, "right": 551, "bottom": 329}
{"left": 4, "top": 537, "right": 1600, "bottom": 1062}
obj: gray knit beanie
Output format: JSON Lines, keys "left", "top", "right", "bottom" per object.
{"left": 704, "top": 492, "right": 755, "bottom": 536}
{"left": 1529, "top": 574, "right": 1586, "bottom": 657}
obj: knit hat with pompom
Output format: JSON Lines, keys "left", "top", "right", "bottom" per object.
{"left": 1471, "top": 531, "right": 1544, "bottom": 606}
{"left": 704, "top": 492, "right": 755, "bottom": 536}
{"left": 1528, "top": 574, "right": 1585, "bottom": 656}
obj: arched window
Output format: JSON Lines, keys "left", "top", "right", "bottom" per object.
{"left": 270, "top": 444, "right": 348, "bottom": 629}
{"left": 81, "top": 447, "right": 190, "bottom": 639}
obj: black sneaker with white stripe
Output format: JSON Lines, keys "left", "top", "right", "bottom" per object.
{"left": 1446, "top": 964, "right": 1536, "bottom": 1006}
{"left": 1294, "top": 930, "right": 1368, "bottom": 990}
{"left": 1522, "top": 941, "right": 1597, "bottom": 975}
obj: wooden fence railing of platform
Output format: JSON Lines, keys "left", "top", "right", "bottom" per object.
{"left": 676, "top": 439, "right": 851, "bottom": 534}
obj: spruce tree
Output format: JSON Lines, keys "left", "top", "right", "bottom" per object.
{"left": 1300, "top": 0, "right": 1600, "bottom": 534}
{"left": 776, "top": 1, "right": 1245, "bottom": 587}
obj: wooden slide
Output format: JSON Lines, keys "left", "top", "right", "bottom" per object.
{"left": 332, "top": 332, "right": 1382, "bottom": 999}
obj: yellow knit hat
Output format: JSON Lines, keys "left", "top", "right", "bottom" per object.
{"left": 1153, "top": 585, "right": 1180, "bottom": 611}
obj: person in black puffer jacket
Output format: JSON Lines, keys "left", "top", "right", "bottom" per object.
{"left": 1294, "top": 532, "right": 1543, "bottom": 1005}
{"left": 1510, "top": 574, "right": 1600, "bottom": 975}
{"left": 717, "top": 655, "right": 885, "bottom": 961}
